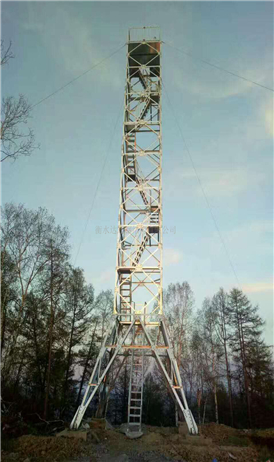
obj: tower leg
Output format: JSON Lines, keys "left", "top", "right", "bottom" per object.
{"left": 70, "top": 320, "right": 134, "bottom": 429}
{"left": 139, "top": 319, "right": 198, "bottom": 435}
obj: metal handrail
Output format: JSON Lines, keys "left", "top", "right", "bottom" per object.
{"left": 128, "top": 26, "right": 161, "bottom": 42}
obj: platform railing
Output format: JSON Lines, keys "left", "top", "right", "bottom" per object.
{"left": 128, "top": 26, "right": 161, "bottom": 43}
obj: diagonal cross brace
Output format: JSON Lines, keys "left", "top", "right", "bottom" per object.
{"left": 139, "top": 319, "right": 198, "bottom": 435}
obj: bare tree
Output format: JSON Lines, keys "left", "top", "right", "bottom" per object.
{"left": 1, "top": 41, "right": 38, "bottom": 162}
{"left": 0, "top": 203, "right": 59, "bottom": 379}
{"left": 201, "top": 298, "right": 222, "bottom": 425}
{"left": 163, "top": 282, "right": 194, "bottom": 423}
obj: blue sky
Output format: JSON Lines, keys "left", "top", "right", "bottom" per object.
{"left": 2, "top": 2, "right": 273, "bottom": 344}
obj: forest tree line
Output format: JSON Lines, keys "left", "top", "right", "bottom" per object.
{"left": 1, "top": 203, "right": 273, "bottom": 432}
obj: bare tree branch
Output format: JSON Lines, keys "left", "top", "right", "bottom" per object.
{"left": 27, "top": 413, "right": 64, "bottom": 425}
{"left": 1, "top": 95, "right": 39, "bottom": 162}
{"left": 1, "top": 40, "right": 14, "bottom": 66}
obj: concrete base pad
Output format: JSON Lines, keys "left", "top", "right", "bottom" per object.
{"left": 126, "top": 430, "right": 143, "bottom": 439}
{"left": 119, "top": 423, "right": 143, "bottom": 439}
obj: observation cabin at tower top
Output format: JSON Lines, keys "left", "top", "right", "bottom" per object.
{"left": 127, "top": 27, "right": 161, "bottom": 77}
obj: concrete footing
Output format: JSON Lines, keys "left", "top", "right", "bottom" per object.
{"left": 119, "top": 423, "right": 143, "bottom": 439}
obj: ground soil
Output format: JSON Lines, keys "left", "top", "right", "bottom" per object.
{"left": 2, "top": 421, "right": 273, "bottom": 462}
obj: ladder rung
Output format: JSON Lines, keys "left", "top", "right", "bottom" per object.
{"left": 130, "top": 406, "right": 141, "bottom": 409}
{"left": 129, "top": 415, "right": 141, "bottom": 418}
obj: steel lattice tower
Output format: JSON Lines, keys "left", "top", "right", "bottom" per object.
{"left": 71, "top": 27, "right": 198, "bottom": 437}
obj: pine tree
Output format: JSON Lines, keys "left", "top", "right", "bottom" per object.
{"left": 62, "top": 267, "right": 94, "bottom": 412}
{"left": 212, "top": 288, "right": 234, "bottom": 426}
{"left": 228, "top": 288, "right": 264, "bottom": 427}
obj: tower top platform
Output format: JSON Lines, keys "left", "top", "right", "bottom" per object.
{"left": 127, "top": 27, "right": 161, "bottom": 76}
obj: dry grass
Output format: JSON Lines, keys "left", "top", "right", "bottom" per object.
{"left": 2, "top": 434, "right": 84, "bottom": 462}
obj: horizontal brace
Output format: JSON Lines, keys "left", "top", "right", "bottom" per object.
{"left": 119, "top": 321, "right": 160, "bottom": 326}
{"left": 106, "top": 345, "right": 168, "bottom": 350}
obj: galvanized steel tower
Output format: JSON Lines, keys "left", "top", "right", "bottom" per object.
{"left": 71, "top": 27, "right": 198, "bottom": 437}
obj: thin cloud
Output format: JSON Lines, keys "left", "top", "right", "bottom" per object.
{"left": 198, "top": 219, "right": 273, "bottom": 262}
{"left": 24, "top": 4, "right": 123, "bottom": 88}
{"left": 242, "top": 282, "right": 273, "bottom": 294}
{"left": 167, "top": 165, "right": 266, "bottom": 199}
{"left": 264, "top": 100, "right": 274, "bottom": 138}
{"left": 171, "top": 50, "right": 272, "bottom": 101}
{"left": 97, "top": 269, "right": 113, "bottom": 284}
{"left": 164, "top": 248, "right": 183, "bottom": 266}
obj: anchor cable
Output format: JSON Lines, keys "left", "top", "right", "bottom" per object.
{"left": 31, "top": 43, "right": 126, "bottom": 109}
{"left": 162, "top": 82, "right": 241, "bottom": 288}
{"left": 73, "top": 97, "right": 124, "bottom": 266}
{"left": 163, "top": 41, "right": 274, "bottom": 93}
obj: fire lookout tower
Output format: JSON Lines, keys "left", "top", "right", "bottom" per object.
{"left": 71, "top": 27, "right": 198, "bottom": 438}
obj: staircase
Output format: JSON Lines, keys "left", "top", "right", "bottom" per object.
{"left": 120, "top": 274, "right": 132, "bottom": 321}
{"left": 139, "top": 97, "right": 151, "bottom": 121}
{"left": 148, "top": 209, "right": 159, "bottom": 234}
{"left": 135, "top": 175, "right": 149, "bottom": 206}
{"left": 132, "top": 233, "right": 149, "bottom": 267}
{"left": 125, "top": 133, "right": 136, "bottom": 181}
{"left": 137, "top": 69, "right": 147, "bottom": 90}
{"left": 126, "top": 133, "right": 136, "bottom": 152}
